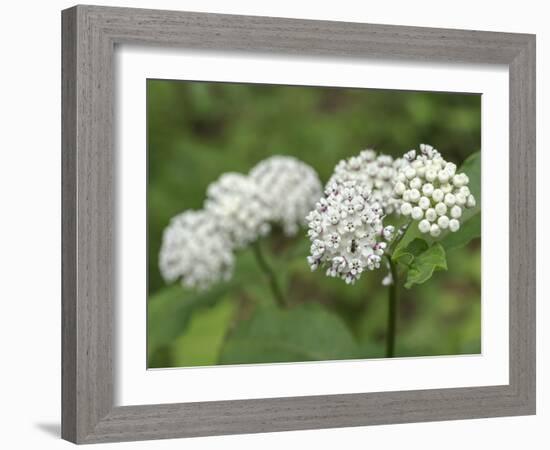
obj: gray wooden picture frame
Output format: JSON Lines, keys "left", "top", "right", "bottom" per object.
{"left": 61, "top": 4, "right": 536, "bottom": 444}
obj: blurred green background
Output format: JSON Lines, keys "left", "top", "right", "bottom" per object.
{"left": 147, "top": 79, "right": 481, "bottom": 368}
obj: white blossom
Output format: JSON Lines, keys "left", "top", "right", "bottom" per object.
{"left": 159, "top": 210, "right": 234, "bottom": 290}
{"left": 393, "top": 144, "right": 476, "bottom": 235}
{"left": 327, "top": 149, "right": 408, "bottom": 215}
{"left": 306, "top": 179, "right": 394, "bottom": 285}
{"left": 205, "top": 172, "right": 271, "bottom": 248}
{"left": 249, "top": 155, "right": 323, "bottom": 236}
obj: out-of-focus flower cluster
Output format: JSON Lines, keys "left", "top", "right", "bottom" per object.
{"left": 159, "top": 210, "right": 235, "bottom": 290}
{"left": 327, "top": 149, "right": 408, "bottom": 215}
{"left": 306, "top": 179, "right": 395, "bottom": 285}
{"left": 393, "top": 144, "right": 476, "bottom": 237}
{"left": 205, "top": 172, "right": 272, "bottom": 248}
{"left": 159, "top": 156, "right": 321, "bottom": 290}
{"left": 250, "top": 156, "right": 323, "bottom": 236}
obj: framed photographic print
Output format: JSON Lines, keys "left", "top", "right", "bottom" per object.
{"left": 61, "top": 5, "right": 536, "bottom": 444}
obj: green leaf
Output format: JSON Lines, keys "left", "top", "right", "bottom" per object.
{"left": 392, "top": 238, "right": 429, "bottom": 266}
{"left": 405, "top": 243, "right": 447, "bottom": 288}
{"left": 219, "top": 303, "right": 360, "bottom": 364}
{"left": 147, "top": 283, "right": 231, "bottom": 362}
{"left": 459, "top": 151, "right": 481, "bottom": 204}
{"left": 171, "top": 298, "right": 237, "bottom": 367}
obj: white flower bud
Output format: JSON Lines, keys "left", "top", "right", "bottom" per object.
{"left": 445, "top": 162, "right": 457, "bottom": 177}
{"left": 394, "top": 181, "right": 406, "bottom": 196}
{"left": 410, "top": 177, "right": 422, "bottom": 190}
{"left": 418, "top": 219, "right": 431, "bottom": 233}
{"left": 425, "top": 168, "right": 437, "bottom": 182}
{"left": 449, "top": 218, "right": 460, "bottom": 232}
{"left": 411, "top": 206, "right": 424, "bottom": 220}
{"left": 435, "top": 202, "right": 447, "bottom": 216}
{"left": 405, "top": 167, "right": 416, "bottom": 179}
{"left": 419, "top": 196, "right": 431, "bottom": 210}
{"left": 455, "top": 192, "right": 467, "bottom": 206}
{"left": 400, "top": 202, "right": 413, "bottom": 216}
{"left": 422, "top": 183, "right": 434, "bottom": 196}
{"left": 437, "top": 215, "right": 449, "bottom": 229}
{"left": 393, "top": 145, "right": 477, "bottom": 235}
{"left": 409, "top": 189, "right": 421, "bottom": 203}
{"left": 432, "top": 189, "right": 444, "bottom": 202}
{"left": 430, "top": 224, "right": 441, "bottom": 237}
{"left": 450, "top": 205, "right": 462, "bottom": 219}
{"left": 425, "top": 208, "right": 437, "bottom": 222}
{"left": 459, "top": 186, "right": 470, "bottom": 197}
{"left": 438, "top": 170, "right": 450, "bottom": 183}
{"left": 444, "top": 193, "right": 456, "bottom": 207}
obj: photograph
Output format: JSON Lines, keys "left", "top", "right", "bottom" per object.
{"left": 147, "top": 79, "right": 482, "bottom": 369}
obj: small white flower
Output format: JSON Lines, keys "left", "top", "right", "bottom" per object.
{"left": 306, "top": 179, "right": 390, "bottom": 284}
{"left": 205, "top": 172, "right": 271, "bottom": 248}
{"left": 159, "top": 210, "right": 234, "bottom": 290}
{"left": 328, "top": 149, "right": 408, "bottom": 215}
{"left": 393, "top": 144, "right": 477, "bottom": 235}
{"left": 249, "top": 155, "right": 323, "bottom": 236}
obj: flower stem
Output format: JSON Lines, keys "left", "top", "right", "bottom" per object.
{"left": 252, "top": 240, "right": 287, "bottom": 308}
{"left": 385, "top": 256, "right": 399, "bottom": 358}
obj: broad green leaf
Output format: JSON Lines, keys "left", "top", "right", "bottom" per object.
{"left": 172, "top": 298, "right": 237, "bottom": 367}
{"left": 405, "top": 243, "right": 447, "bottom": 288}
{"left": 147, "top": 283, "right": 231, "bottom": 360}
{"left": 219, "top": 303, "right": 360, "bottom": 364}
{"left": 392, "top": 238, "right": 429, "bottom": 266}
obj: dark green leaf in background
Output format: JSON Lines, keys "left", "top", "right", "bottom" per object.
{"left": 219, "top": 303, "right": 360, "bottom": 364}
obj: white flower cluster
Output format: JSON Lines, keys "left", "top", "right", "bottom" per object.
{"left": 306, "top": 179, "right": 395, "bottom": 285}
{"left": 250, "top": 156, "right": 323, "bottom": 236}
{"left": 205, "top": 172, "right": 272, "bottom": 248}
{"left": 327, "top": 149, "right": 407, "bottom": 215}
{"left": 159, "top": 210, "right": 234, "bottom": 290}
{"left": 160, "top": 156, "right": 323, "bottom": 290}
{"left": 394, "top": 144, "right": 476, "bottom": 237}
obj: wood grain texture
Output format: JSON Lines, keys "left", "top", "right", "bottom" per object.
{"left": 61, "top": 4, "right": 536, "bottom": 444}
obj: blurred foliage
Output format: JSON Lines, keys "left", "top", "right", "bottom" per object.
{"left": 147, "top": 79, "right": 481, "bottom": 368}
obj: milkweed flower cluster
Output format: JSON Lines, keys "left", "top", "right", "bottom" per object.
{"left": 393, "top": 144, "right": 476, "bottom": 237}
{"left": 250, "top": 156, "right": 323, "bottom": 236}
{"left": 159, "top": 210, "right": 235, "bottom": 290}
{"left": 205, "top": 172, "right": 272, "bottom": 248}
{"left": 327, "top": 149, "right": 407, "bottom": 215}
{"left": 306, "top": 179, "right": 395, "bottom": 284}
{"left": 160, "top": 156, "right": 322, "bottom": 290}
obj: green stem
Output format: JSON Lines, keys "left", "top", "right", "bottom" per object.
{"left": 252, "top": 240, "right": 287, "bottom": 308}
{"left": 385, "top": 256, "right": 399, "bottom": 358}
